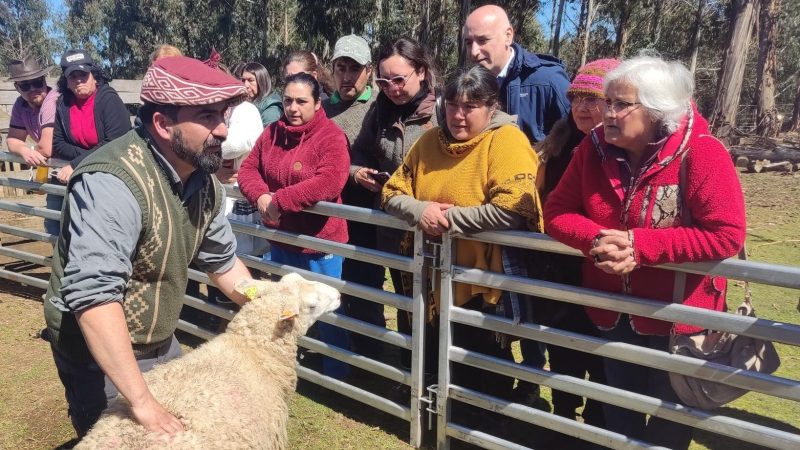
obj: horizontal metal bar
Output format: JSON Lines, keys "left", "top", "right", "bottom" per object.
{"left": 660, "top": 258, "right": 800, "bottom": 290}
{"left": 182, "top": 294, "right": 237, "bottom": 321}
{"left": 187, "top": 268, "right": 211, "bottom": 285}
{"left": 0, "top": 268, "right": 48, "bottom": 289}
{"left": 0, "top": 176, "right": 66, "bottom": 197}
{"left": 0, "top": 152, "right": 68, "bottom": 168}
{"left": 296, "top": 365, "right": 411, "bottom": 421}
{"left": 0, "top": 223, "right": 56, "bottom": 243}
{"left": 175, "top": 319, "right": 217, "bottom": 341}
{"left": 460, "top": 231, "right": 800, "bottom": 290}
{"left": 318, "top": 312, "right": 412, "bottom": 350}
{"left": 298, "top": 335, "right": 409, "bottom": 385}
{"left": 450, "top": 347, "right": 800, "bottom": 450}
{"left": 448, "top": 387, "right": 663, "bottom": 450}
{"left": 445, "top": 423, "right": 532, "bottom": 450}
{"left": 0, "top": 246, "right": 51, "bottom": 268}
{"left": 230, "top": 221, "right": 414, "bottom": 272}
{"left": 453, "top": 267, "right": 800, "bottom": 346}
{"left": 0, "top": 200, "right": 61, "bottom": 220}
{"left": 451, "top": 307, "right": 800, "bottom": 402}
{"left": 222, "top": 185, "right": 412, "bottom": 231}
{"left": 239, "top": 255, "right": 413, "bottom": 312}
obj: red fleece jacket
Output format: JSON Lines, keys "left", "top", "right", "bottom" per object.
{"left": 544, "top": 106, "right": 746, "bottom": 335}
{"left": 238, "top": 109, "right": 350, "bottom": 253}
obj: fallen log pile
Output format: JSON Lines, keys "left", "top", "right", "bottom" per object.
{"left": 730, "top": 140, "right": 800, "bottom": 173}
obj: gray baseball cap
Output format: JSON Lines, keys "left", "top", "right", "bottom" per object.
{"left": 332, "top": 34, "right": 371, "bottom": 66}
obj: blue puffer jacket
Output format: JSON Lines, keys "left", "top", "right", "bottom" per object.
{"left": 501, "top": 43, "right": 571, "bottom": 144}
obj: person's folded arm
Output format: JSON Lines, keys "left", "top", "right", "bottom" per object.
{"left": 445, "top": 204, "right": 525, "bottom": 234}
{"left": 53, "top": 115, "right": 91, "bottom": 164}
{"left": 271, "top": 133, "right": 350, "bottom": 213}
{"left": 543, "top": 141, "right": 605, "bottom": 256}
{"left": 631, "top": 140, "right": 746, "bottom": 266}
{"left": 384, "top": 195, "right": 430, "bottom": 226}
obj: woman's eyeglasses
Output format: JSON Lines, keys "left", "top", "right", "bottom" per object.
{"left": 569, "top": 95, "right": 603, "bottom": 109}
{"left": 375, "top": 70, "right": 416, "bottom": 90}
{"left": 604, "top": 98, "right": 642, "bottom": 112}
{"left": 17, "top": 78, "right": 46, "bottom": 92}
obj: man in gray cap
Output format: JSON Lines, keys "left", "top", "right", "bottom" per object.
{"left": 44, "top": 56, "right": 253, "bottom": 437}
{"left": 322, "top": 34, "right": 385, "bottom": 359}
{"left": 5, "top": 56, "right": 59, "bottom": 165}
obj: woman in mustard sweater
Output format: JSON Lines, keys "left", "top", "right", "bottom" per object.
{"left": 381, "top": 65, "right": 542, "bottom": 402}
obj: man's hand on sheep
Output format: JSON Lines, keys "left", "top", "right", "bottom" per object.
{"left": 130, "top": 393, "right": 185, "bottom": 436}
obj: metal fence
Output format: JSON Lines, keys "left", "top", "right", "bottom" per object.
{"left": 1, "top": 151, "right": 799, "bottom": 449}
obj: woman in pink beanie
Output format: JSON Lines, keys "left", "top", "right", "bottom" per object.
{"left": 521, "top": 58, "right": 620, "bottom": 437}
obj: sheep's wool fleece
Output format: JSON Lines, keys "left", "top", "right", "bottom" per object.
{"left": 75, "top": 276, "right": 329, "bottom": 450}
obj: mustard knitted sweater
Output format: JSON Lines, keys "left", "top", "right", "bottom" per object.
{"left": 383, "top": 113, "right": 542, "bottom": 315}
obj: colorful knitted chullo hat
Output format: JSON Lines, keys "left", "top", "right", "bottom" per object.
{"left": 567, "top": 58, "right": 620, "bottom": 98}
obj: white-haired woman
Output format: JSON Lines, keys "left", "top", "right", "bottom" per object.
{"left": 544, "top": 55, "right": 746, "bottom": 448}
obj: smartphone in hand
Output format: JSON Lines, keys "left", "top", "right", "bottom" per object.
{"left": 373, "top": 171, "right": 391, "bottom": 184}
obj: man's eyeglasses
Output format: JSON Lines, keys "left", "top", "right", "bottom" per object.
{"left": 375, "top": 70, "right": 416, "bottom": 90}
{"left": 568, "top": 95, "right": 603, "bottom": 109}
{"left": 605, "top": 98, "right": 642, "bottom": 113}
{"left": 17, "top": 78, "right": 46, "bottom": 92}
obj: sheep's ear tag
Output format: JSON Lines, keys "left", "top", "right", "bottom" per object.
{"left": 280, "top": 309, "right": 298, "bottom": 321}
{"left": 242, "top": 286, "right": 259, "bottom": 302}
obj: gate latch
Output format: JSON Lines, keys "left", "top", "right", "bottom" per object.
{"left": 420, "top": 383, "right": 439, "bottom": 430}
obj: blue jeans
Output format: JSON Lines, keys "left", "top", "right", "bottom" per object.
{"left": 601, "top": 318, "right": 694, "bottom": 449}
{"left": 267, "top": 246, "right": 350, "bottom": 380}
{"left": 44, "top": 193, "right": 63, "bottom": 237}
{"left": 51, "top": 335, "right": 182, "bottom": 437}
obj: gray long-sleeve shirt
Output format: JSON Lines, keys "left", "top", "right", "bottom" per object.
{"left": 52, "top": 149, "right": 237, "bottom": 313}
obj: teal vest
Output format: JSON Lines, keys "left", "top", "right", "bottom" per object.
{"left": 44, "top": 128, "right": 222, "bottom": 362}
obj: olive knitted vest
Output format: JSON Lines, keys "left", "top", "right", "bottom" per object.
{"left": 44, "top": 128, "right": 222, "bottom": 362}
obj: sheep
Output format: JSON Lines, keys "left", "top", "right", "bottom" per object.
{"left": 75, "top": 272, "right": 341, "bottom": 450}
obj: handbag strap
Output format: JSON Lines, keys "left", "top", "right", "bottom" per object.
{"left": 672, "top": 150, "right": 692, "bottom": 304}
{"left": 671, "top": 148, "right": 750, "bottom": 308}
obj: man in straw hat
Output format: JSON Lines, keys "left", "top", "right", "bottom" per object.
{"left": 5, "top": 56, "right": 59, "bottom": 165}
{"left": 43, "top": 56, "right": 253, "bottom": 437}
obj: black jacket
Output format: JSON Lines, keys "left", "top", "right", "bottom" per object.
{"left": 54, "top": 82, "right": 131, "bottom": 168}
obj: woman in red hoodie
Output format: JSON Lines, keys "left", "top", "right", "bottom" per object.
{"left": 544, "top": 55, "right": 746, "bottom": 449}
{"left": 238, "top": 72, "right": 351, "bottom": 379}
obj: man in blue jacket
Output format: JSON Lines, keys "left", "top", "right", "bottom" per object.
{"left": 462, "top": 4, "right": 570, "bottom": 407}
{"left": 463, "top": 4, "right": 570, "bottom": 144}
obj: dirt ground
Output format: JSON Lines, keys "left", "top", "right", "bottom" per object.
{"left": 0, "top": 171, "right": 798, "bottom": 450}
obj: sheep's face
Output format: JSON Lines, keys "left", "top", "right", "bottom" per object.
{"left": 278, "top": 273, "right": 340, "bottom": 330}
{"left": 235, "top": 273, "right": 341, "bottom": 335}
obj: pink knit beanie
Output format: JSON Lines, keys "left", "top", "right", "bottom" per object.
{"left": 567, "top": 58, "right": 621, "bottom": 98}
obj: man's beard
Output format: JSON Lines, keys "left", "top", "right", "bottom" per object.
{"left": 170, "top": 128, "right": 223, "bottom": 173}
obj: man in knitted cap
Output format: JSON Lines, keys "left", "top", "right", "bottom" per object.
{"left": 44, "top": 56, "right": 253, "bottom": 437}
{"left": 463, "top": 4, "right": 570, "bottom": 144}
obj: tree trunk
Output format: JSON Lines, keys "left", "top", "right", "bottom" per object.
{"left": 755, "top": 0, "right": 781, "bottom": 137}
{"left": 688, "top": 0, "right": 705, "bottom": 74}
{"left": 580, "top": 0, "right": 596, "bottom": 66}
{"left": 419, "top": 0, "right": 431, "bottom": 44}
{"left": 433, "top": 0, "right": 448, "bottom": 62}
{"left": 788, "top": 76, "right": 800, "bottom": 132}
{"left": 552, "top": 0, "right": 568, "bottom": 57}
{"left": 457, "top": 0, "right": 472, "bottom": 67}
{"left": 709, "top": 0, "right": 759, "bottom": 139}
{"left": 650, "top": 0, "right": 663, "bottom": 45}
{"left": 548, "top": 0, "right": 558, "bottom": 53}
{"left": 615, "top": 1, "right": 635, "bottom": 57}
